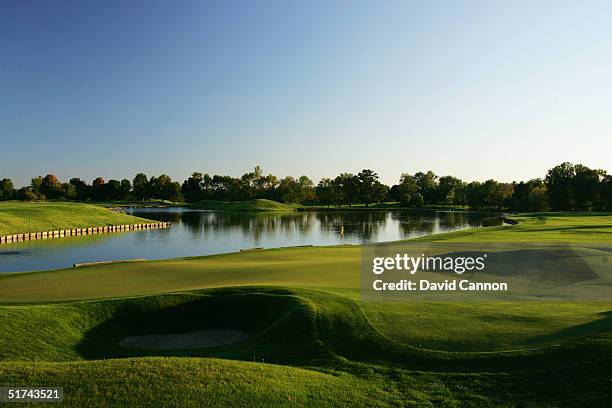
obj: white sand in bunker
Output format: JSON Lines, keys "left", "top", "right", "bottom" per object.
{"left": 119, "top": 329, "right": 248, "bottom": 350}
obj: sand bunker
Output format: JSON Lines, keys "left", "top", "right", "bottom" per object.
{"left": 119, "top": 329, "right": 248, "bottom": 350}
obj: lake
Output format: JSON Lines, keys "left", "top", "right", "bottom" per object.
{"left": 0, "top": 208, "right": 491, "bottom": 273}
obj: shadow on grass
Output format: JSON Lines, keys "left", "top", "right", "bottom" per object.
{"left": 527, "top": 310, "right": 612, "bottom": 345}
{"left": 74, "top": 287, "right": 612, "bottom": 375}
{"left": 76, "top": 289, "right": 325, "bottom": 364}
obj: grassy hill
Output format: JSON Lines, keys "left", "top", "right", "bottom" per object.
{"left": 1, "top": 287, "right": 610, "bottom": 406}
{"left": 0, "top": 358, "right": 393, "bottom": 407}
{"left": 0, "top": 213, "right": 611, "bottom": 406}
{"left": 191, "top": 199, "right": 300, "bottom": 212}
{"left": 0, "top": 201, "right": 153, "bottom": 236}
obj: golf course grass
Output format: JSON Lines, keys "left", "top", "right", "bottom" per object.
{"left": 0, "top": 212, "right": 610, "bottom": 406}
{"left": 0, "top": 201, "right": 153, "bottom": 236}
{"left": 192, "top": 199, "right": 301, "bottom": 212}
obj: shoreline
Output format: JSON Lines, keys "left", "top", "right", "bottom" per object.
{"left": 0, "top": 215, "right": 497, "bottom": 276}
{"left": 0, "top": 222, "right": 170, "bottom": 244}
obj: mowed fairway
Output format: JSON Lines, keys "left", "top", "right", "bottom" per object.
{"left": 0, "top": 213, "right": 611, "bottom": 406}
{"left": 0, "top": 246, "right": 361, "bottom": 302}
{"left": 0, "top": 201, "right": 152, "bottom": 236}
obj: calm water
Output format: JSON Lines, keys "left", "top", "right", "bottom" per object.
{"left": 0, "top": 209, "right": 489, "bottom": 273}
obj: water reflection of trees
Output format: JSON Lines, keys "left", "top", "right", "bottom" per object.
{"left": 391, "top": 211, "right": 435, "bottom": 237}
{"left": 131, "top": 209, "right": 489, "bottom": 243}
{"left": 176, "top": 211, "right": 391, "bottom": 242}
{"left": 175, "top": 211, "right": 316, "bottom": 243}
{"left": 315, "top": 211, "right": 388, "bottom": 241}
{"left": 390, "top": 210, "right": 484, "bottom": 238}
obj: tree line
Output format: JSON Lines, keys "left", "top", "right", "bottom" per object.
{"left": 1, "top": 162, "right": 611, "bottom": 211}
{"left": 0, "top": 174, "right": 181, "bottom": 203}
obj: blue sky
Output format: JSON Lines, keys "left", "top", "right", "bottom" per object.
{"left": 1, "top": 0, "right": 611, "bottom": 187}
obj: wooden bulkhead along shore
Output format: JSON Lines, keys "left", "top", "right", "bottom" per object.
{"left": 0, "top": 222, "right": 171, "bottom": 244}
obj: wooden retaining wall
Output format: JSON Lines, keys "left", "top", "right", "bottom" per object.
{"left": 0, "top": 222, "right": 171, "bottom": 244}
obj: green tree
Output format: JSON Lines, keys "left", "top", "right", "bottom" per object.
{"left": 164, "top": 182, "right": 182, "bottom": 202}
{"left": 508, "top": 179, "right": 548, "bottom": 211}
{"left": 602, "top": 175, "right": 612, "bottom": 211}
{"left": 572, "top": 164, "right": 604, "bottom": 211}
{"left": 155, "top": 174, "right": 181, "bottom": 202}
{"left": 61, "top": 183, "right": 77, "bottom": 200}
{"left": 316, "top": 178, "right": 333, "bottom": 206}
{"left": 356, "top": 169, "right": 380, "bottom": 206}
{"left": 278, "top": 176, "right": 298, "bottom": 203}
{"left": 0, "top": 178, "right": 14, "bottom": 200}
{"left": 333, "top": 173, "right": 359, "bottom": 206}
{"left": 40, "top": 174, "right": 62, "bottom": 199}
{"left": 437, "top": 176, "right": 462, "bottom": 205}
{"left": 17, "top": 187, "right": 37, "bottom": 201}
{"left": 481, "top": 179, "right": 513, "bottom": 209}
{"left": 181, "top": 172, "right": 204, "bottom": 202}
{"left": 30, "top": 176, "right": 43, "bottom": 195}
{"left": 414, "top": 171, "right": 438, "bottom": 204}
{"left": 259, "top": 174, "right": 279, "bottom": 200}
{"left": 527, "top": 185, "right": 550, "bottom": 212}
{"left": 106, "top": 180, "right": 122, "bottom": 200}
{"left": 409, "top": 192, "right": 424, "bottom": 207}
{"left": 69, "top": 178, "right": 90, "bottom": 201}
{"left": 298, "top": 175, "right": 315, "bottom": 203}
{"left": 372, "top": 182, "right": 389, "bottom": 204}
{"left": 396, "top": 173, "right": 419, "bottom": 206}
{"left": 463, "top": 181, "right": 484, "bottom": 209}
{"left": 156, "top": 175, "right": 172, "bottom": 201}
{"left": 120, "top": 179, "right": 132, "bottom": 200}
{"left": 200, "top": 173, "right": 214, "bottom": 199}
{"left": 133, "top": 173, "right": 149, "bottom": 201}
{"left": 545, "top": 162, "right": 575, "bottom": 211}
{"left": 92, "top": 177, "right": 106, "bottom": 201}
{"left": 329, "top": 177, "right": 346, "bottom": 206}
{"left": 211, "top": 175, "right": 237, "bottom": 200}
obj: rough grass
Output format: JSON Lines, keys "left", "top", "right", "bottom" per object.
{"left": 0, "top": 358, "right": 395, "bottom": 408}
{"left": 0, "top": 201, "right": 153, "bottom": 236}
{"left": 191, "top": 199, "right": 301, "bottom": 212}
{"left": 2, "top": 357, "right": 609, "bottom": 407}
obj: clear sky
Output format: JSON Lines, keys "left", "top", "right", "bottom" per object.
{"left": 1, "top": 0, "right": 611, "bottom": 187}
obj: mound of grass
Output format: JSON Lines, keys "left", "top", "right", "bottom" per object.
{"left": 1, "top": 288, "right": 611, "bottom": 406}
{"left": 0, "top": 201, "right": 153, "bottom": 236}
{"left": 1, "top": 287, "right": 611, "bottom": 367}
{"left": 0, "top": 358, "right": 396, "bottom": 408}
{"left": 191, "top": 199, "right": 300, "bottom": 212}
{"left": 3, "top": 356, "right": 610, "bottom": 407}
{"left": 0, "top": 290, "right": 318, "bottom": 363}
